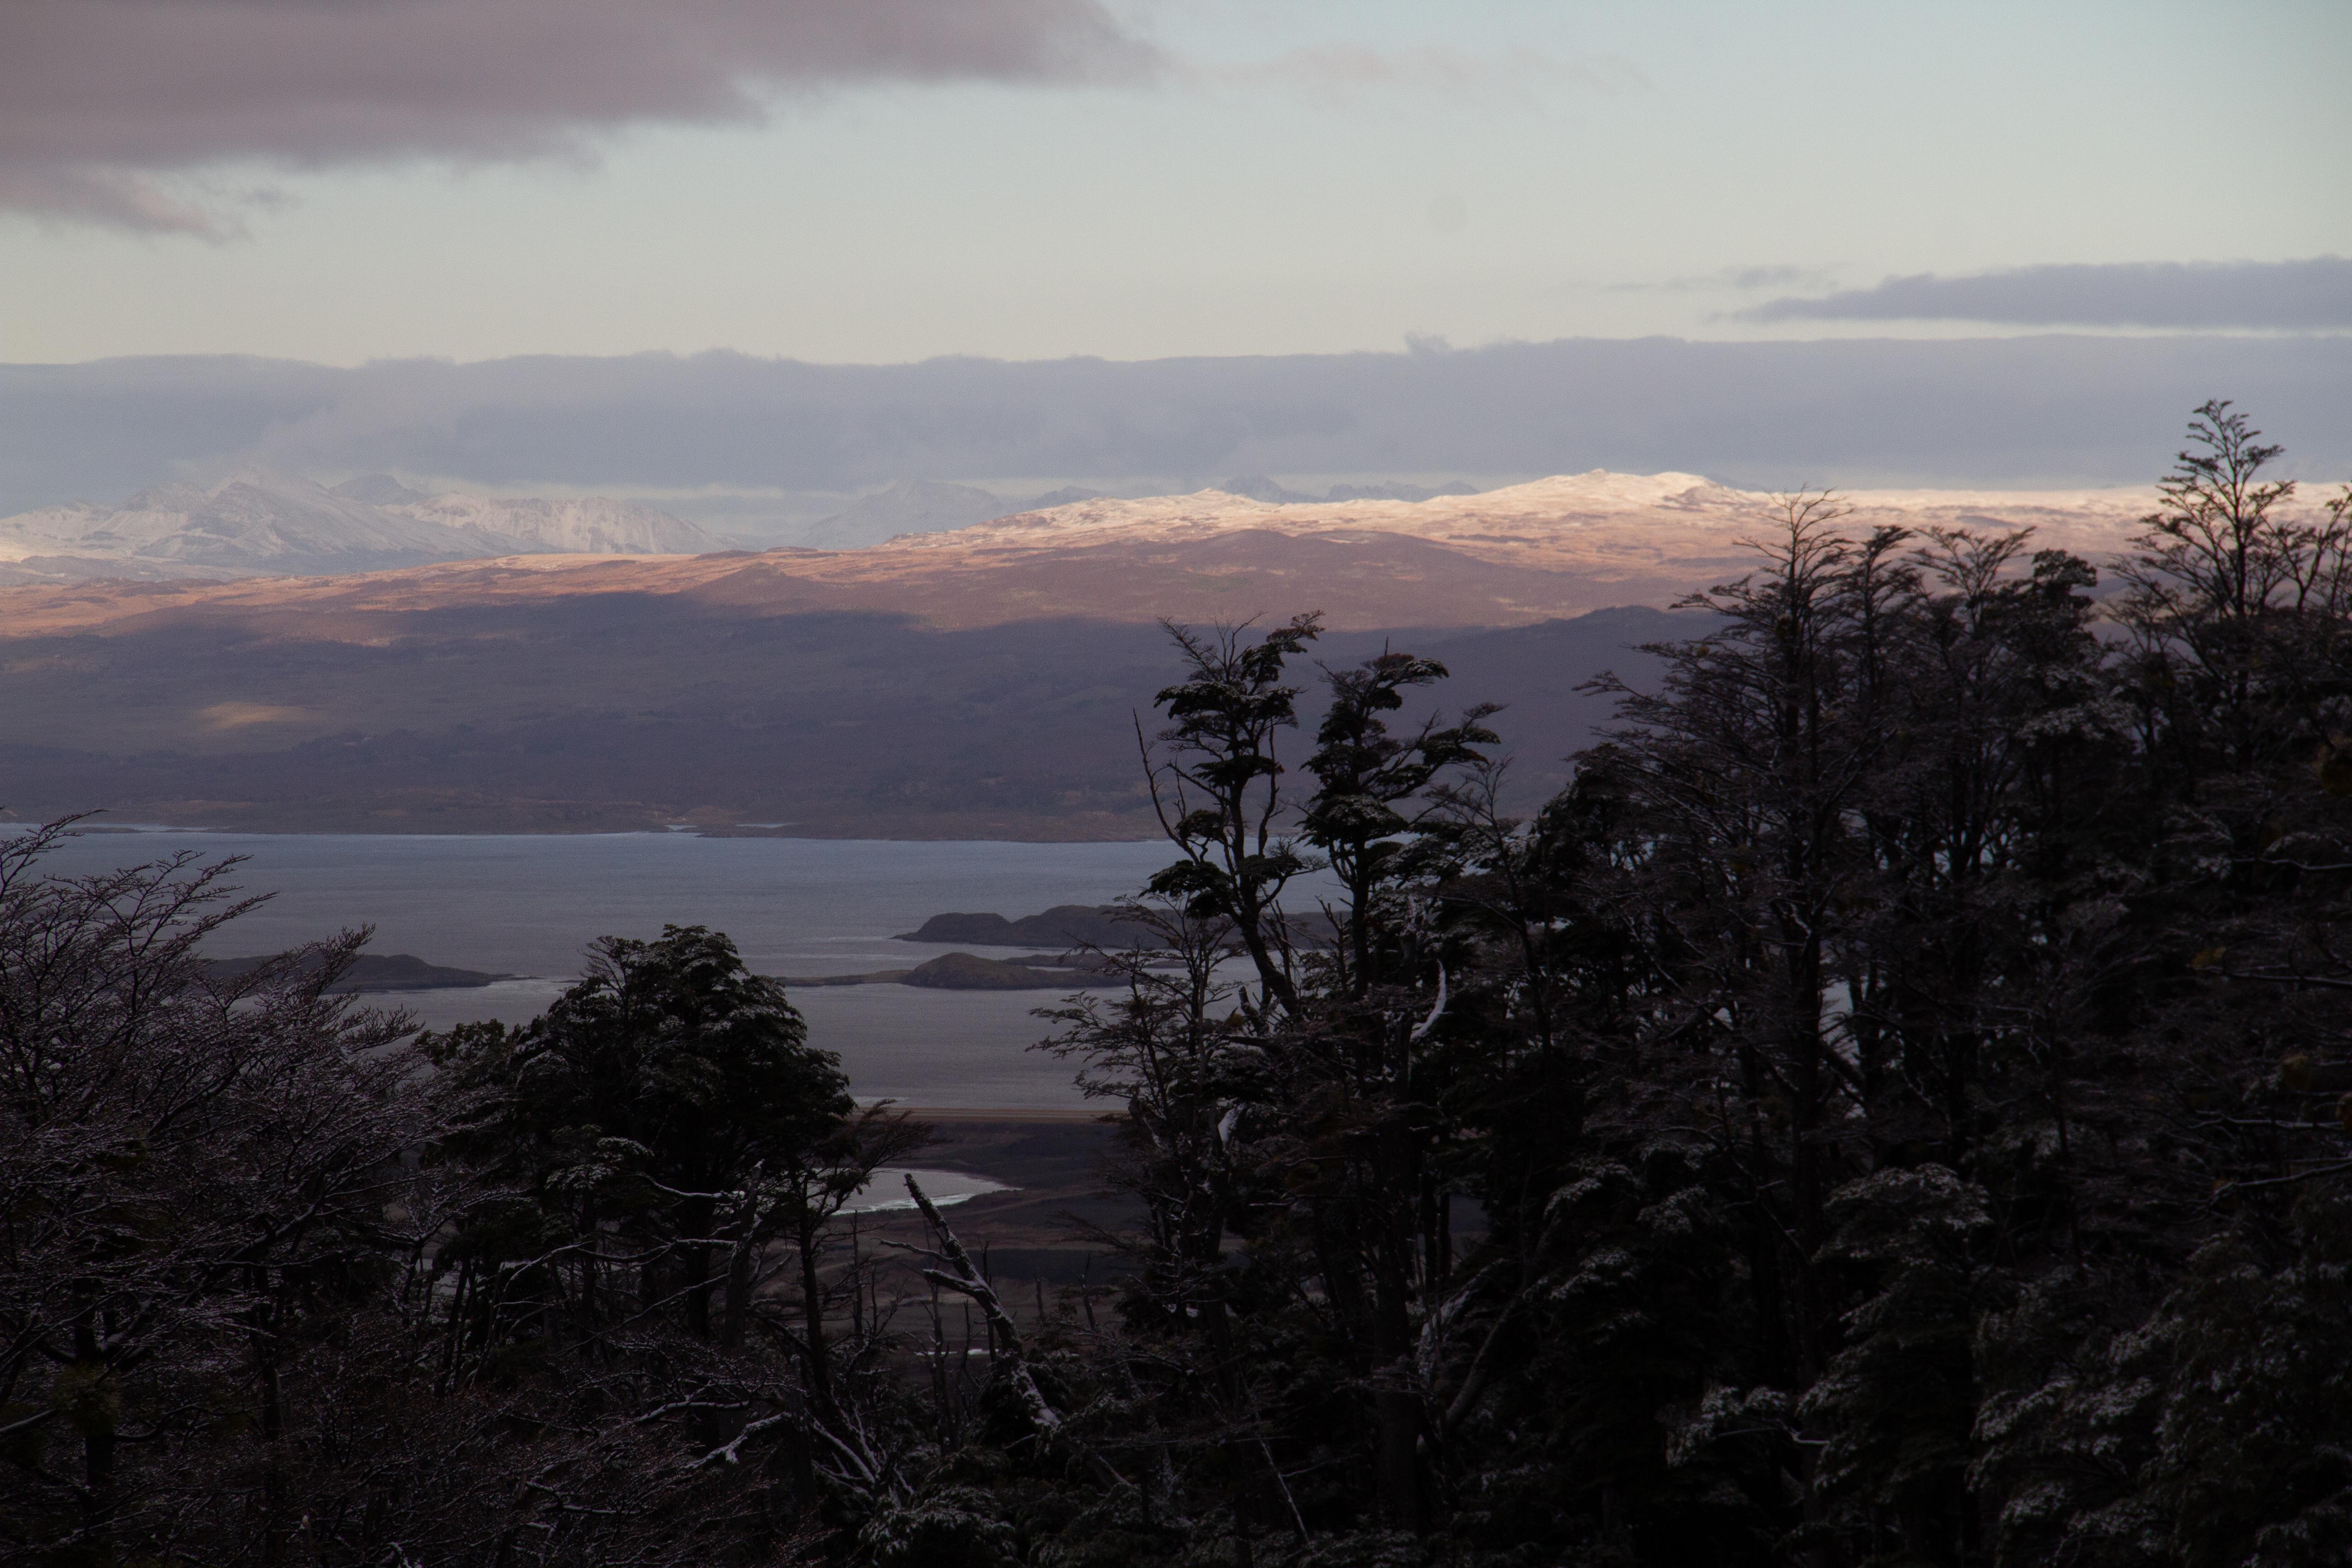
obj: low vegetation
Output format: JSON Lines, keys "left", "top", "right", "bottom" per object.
{"left": 5, "top": 404, "right": 2350, "bottom": 1565}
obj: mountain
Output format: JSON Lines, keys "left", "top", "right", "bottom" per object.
{"left": 1019, "top": 486, "right": 1105, "bottom": 510}
{"left": 918, "top": 470, "right": 2161, "bottom": 578}
{"left": 1216, "top": 477, "right": 1479, "bottom": 504}
{"left": 802, "top": 480, "right": 1010, "bottom": 550}
{"left": 0, "top": 471, "right": 725, "bottom": 584}
{"left": 376, "top": 489, "right": 727, "bottom": 554}
{"left": 1217, "top": 475, "right": 1323, "bottom": 504}
{"left": 328, "top": 475, "right": 434, "bottom": 507}
{"left": 0, "top": 467, "right": 2218, "bottom": 837}
{"left": 801, "top": 482, "right": 1129, "bottom": 550}
{"left": 1324, "top": 479, "right": 1478, "bottom": 503}
{"left": 0, "top": 472, "right": 521, "bottom": 583}
{"left": 0, "top": 470, "right": 2176, "bottom": 639}
{"left": 808, "top": 469, "right": 2164, "bottom": 626}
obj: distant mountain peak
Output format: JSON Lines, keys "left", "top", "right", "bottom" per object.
{"left": 1019, "top": 485, "right": 1104, "bottom": 510}
{"left": 0, "top": 471, "right": 725, "bottom": 586}
{"left": 803, "top": 480, "right": 1008, "bottom": 550}
{"left": 1209, "top": 476, "right": 1482, "bottom": 505}
{"left": 1325, "top": 479, "right": 1479, "bottom": 503}
{"left": 387, "top": 492, "right": 725, "bottom": 555}
{"left": 1217, "top": 475, "right": 1321, "bottom": 505}
{"left": 332, "top": 474, "right": 435, "bottom": 507}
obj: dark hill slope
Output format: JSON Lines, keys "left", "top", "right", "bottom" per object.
{"left": 0, "top": 599, "right": 1676, "bottom": 836}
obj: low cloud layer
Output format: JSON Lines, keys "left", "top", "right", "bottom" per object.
{"left": 0, "top": 0, "right": 1152, "bottom": 234}
{"left": 1747, "top": 258, "right": 2352, "bottom": 330}
{"left": 5, "top": 336, "right": 2347, "bottom": 515}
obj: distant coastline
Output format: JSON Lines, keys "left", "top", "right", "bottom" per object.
{"left": 784, "top": 951, "right": 1128, "bottom": 991}
{"left": 201, "top": 952, "right": 510, "bottom": 993}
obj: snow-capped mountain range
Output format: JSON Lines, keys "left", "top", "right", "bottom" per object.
{"left": 887, "top": 469, "right": 2158, "bottom": 561}
{"left": 0, "top": 470, "right": 2222, "bottom": 642}
{"left": 0, "top": 471, "right": 728, "bottom": 584}
{"left": 0, "top": 467, "right": 2214, "bottom": 595}
{"left": 865, "top": 469, "right": 2167, "bottom": 594}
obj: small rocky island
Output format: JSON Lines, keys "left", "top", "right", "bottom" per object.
{"left": 785, "top": 951, "right": 1127, "bottom": 990}
{"left": 893, "top": 904, "right": 1153, "bottom": 949}
{"left": 785, "top": 905, "right": 1156, "bottom": 990}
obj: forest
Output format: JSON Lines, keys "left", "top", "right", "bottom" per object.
{"left": 5, "top": 401, "right": 2351, "bottom": 1567}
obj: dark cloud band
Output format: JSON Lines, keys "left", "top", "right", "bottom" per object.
{"left": 0, "top": 0, "right": 1154, "bottom": 234}
{"left": 5, "top": 335, "right": 2347, "bottom": 512}
{"left": 1745, "top": 258, "right": 2352, "bottom": 330}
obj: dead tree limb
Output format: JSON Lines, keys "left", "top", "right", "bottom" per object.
{"left": 891, "top": 1175, "right": 1131, "bottom": 1492}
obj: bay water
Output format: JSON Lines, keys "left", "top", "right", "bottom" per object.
{"left": 19, "top": 829, "right": 1187, "bottom": 1108}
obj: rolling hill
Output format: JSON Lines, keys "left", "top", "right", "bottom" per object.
{"left": 0, "top": 470, "right": 2211, "bottom": 835}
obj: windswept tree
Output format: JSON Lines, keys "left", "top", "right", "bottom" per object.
{"left": 1048, "top": 623, "right": 1508, "bottom": 1548}
{"left": 427, "top": 926, "right": 932, "bottom": 1521}
{"left": 0, "top": 822, "right": 453, "bottom": 1560}
{"left": 1142, "top": 613, "right": 1327, "bottom": 1024}
{"left": 0, "top": 840, "right": 928, "bottom": 1564}
{"left": 431, "top": 924, "right": 857, "bottom": 1342}
{"left": 995, "top": 404, "right": 2352, "bottom": 1568}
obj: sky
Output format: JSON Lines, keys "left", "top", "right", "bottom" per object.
{"left": 3, "top": 0, "right": 2348, "bottom": 367}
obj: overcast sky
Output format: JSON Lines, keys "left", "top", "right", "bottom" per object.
{"left": 3, "top": 0, "right": 2347, "bottom": 366}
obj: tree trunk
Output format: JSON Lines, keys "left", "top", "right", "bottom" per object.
{"left": 73, "top": 1305, "right": 116, "bottom": 1548}
{"left": 1371, "top": 1120, "right": 1423, "bottom": 1532}
{"left": 798, "top": 1218, "right": 836, "bottom": 1423}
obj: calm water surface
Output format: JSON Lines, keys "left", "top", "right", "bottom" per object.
{"left": 23, "top": 830, "right": 1184, "bottom": 1107}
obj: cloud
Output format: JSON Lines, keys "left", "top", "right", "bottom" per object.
{"left": 0, "top": 0, "right": 1156, "bottom": 234}
{"left": 1614, "top": 265, "right": 1838, "bottom": 295}
{"left": 1744, "top": 258, "right": 2352, "bottom": 330}
{"left": 1223, "top": 45, "right": 1648, "bottom": 103}
{"left": 5, "top": 335, "right": 2347, "bottom": 514}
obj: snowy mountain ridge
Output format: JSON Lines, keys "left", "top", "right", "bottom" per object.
{"left": 877, "top": 468, "right": 2160, "bottom": 570}
{"left": 0, "top": 471, "right": 727, "bottom": 584}
{"left": 381, "top": 490, "right": 724, "bottom": 556}
{"left": 1, "top": 469, "right": 2272, "bottom": 647}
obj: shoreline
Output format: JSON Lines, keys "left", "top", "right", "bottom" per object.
{"left": 890, "top": 1106, "right": 1112, "bottom": 1124}
{"left": 5, "top": 820, "right": 1163, "bottom": 846}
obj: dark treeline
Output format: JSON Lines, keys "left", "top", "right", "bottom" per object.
{"left": 5, "top": 402, "right": 2351, "bottom": 1566}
